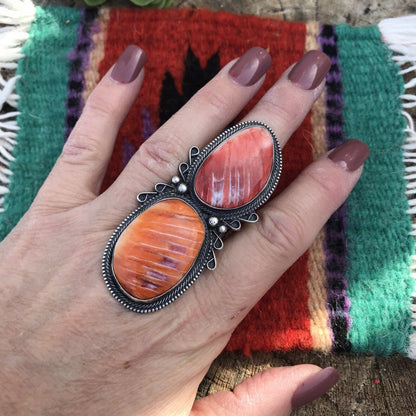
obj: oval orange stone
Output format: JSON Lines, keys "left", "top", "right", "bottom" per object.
{"left": 113, "top": 199, "right": 205, "bottom": 300}
{"left": 194, "top": 126, "right": 274, "bottom": 209}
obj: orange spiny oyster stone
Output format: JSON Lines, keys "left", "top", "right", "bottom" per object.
{"left": 194, "top": 126, "right": 274, "bottom": 209}
{"left": 113, "top": 199, "right": 205, "bottom": 300}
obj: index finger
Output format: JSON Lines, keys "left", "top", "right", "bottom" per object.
{"left": 98, "top": 47, "right": 272, "bottom": 216}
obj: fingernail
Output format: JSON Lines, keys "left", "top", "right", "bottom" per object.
{"left": 292, "top": 367, "right": 340, "bottom": 410}
{"left": 111, "top": 45, "right": 147, "bottom": 84}
{"left": 288, "top": 50, "right": 331, "bottom": 90}
{"left": 328, "top": 139, "right": 370, "bottom": 171}
{"left": 229, "top": 47, "right": 272, "bottom": 86}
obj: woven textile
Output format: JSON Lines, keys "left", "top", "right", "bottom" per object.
{"left": 1, "top": 5, "right": 416, "bottom": 357}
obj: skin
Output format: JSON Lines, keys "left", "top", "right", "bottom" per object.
{"left": 0, "top": 52, "right": 363, "bottom": 416}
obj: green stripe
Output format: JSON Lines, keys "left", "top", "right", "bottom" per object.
{"left": 337, "top": 24, "right": 415, "bottom": 354}
{"left": 0, "top": 7, "right": 81, "bottom": 239}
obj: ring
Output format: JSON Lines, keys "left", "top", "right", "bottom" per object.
{"left": 102, "top": 121, "right": 282, "bottom": 313}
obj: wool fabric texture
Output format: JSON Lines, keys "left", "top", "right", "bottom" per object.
{"left": 1, "top": 6, "right": 415, "bottom": 357}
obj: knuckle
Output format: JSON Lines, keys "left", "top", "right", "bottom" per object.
{"left": 258, "top": 89, "right": 307, "bottom": 132}
{"left": 134, "top": 134, "right": 184, "bottom": 181}
{"left": 60, "top": 131, "right": 102, "bottom": 166}
{"left": 84, "top": 89, "right": 119, "bottom": 121}
{"left": 305, "top": 165, "right": 343, "bottom": 198}
{"left": 257, "top": 207, "right": 306, "bottom": 258}
{"left": 20, "top": 209, "right": 58, "bottom": 238}
{"left": 193, "top": 88, "right": 230, "bottom": 121}
{"left": 259, "top": 96, "right": 297, "bottom": 125}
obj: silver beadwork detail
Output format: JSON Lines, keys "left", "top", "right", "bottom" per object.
{"left": 177, "top": 183, "right": 188, "bottom": 193}
{"left": 218, "top": 225, "right": 227, "bottom": 233}
{"left": 208, "top": 217, "right": 219, "bottom": 227}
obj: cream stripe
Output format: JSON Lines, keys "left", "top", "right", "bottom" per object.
{"left": 82, "top": 8, "right": 110, "bottom": 103}
{"left": 305, "top": 21, "right": 332, "bottom": 352}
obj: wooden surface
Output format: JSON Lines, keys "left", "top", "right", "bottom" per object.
{"left": 199, "top": 351, "right": 416, "bottom": 416}
{"left": 28, "top": 0, "right": 416, "bottom": 414}
{"left": 35, "top": 0, "right": 416, "bottom": 25}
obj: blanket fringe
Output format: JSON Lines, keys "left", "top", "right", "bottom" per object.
{"left": 0, "top": 0, "right": 35, "bottom": 213}
{"left": 379, "top": 15, "right": 416, "bottom": 359}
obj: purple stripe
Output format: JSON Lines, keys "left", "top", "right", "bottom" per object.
{"left": 142, "top": 108, "right": 156, "bottom": 141}
{"left": 326, "top": 72, "right": 343, "bottom": 83}
{"left": 65, "top": 8, "right": 99, "bottom": 141}
{"left": 326, "top": 125, "right": 343, "bottom": 132}
{"left": 120, "top": 108, "right": 155, "bottom": 168}
{"left": 319, "top": 37, "right": 336, "bottom": 46}
{"left": 318, "top": 25, "right": 352, "bottom": 352}
{"left": 121, "top": 108, "right": 156, "bottom": 167}
{"left": 122, "top": 137, "right": 136, "bottom": 168}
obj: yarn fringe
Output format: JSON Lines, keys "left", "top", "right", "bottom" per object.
{"left": 379, "top": 15, "right": 416, "bottom": 358}
{"left": 0, "top": 0, "right": 36, "bottom": 213}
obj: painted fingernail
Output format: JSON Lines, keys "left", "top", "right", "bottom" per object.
{"left": 111, "top": 45, "right": 147, "bottom": 84}
{"left": 292, "top": 367, "right": 340, "bottom": 410}
{"left": 288, "top": 50, "right": 331, "bottom": 90}
{"left": 328, "top": 139, "right": 370, "bottom": 171}
{"left": 229, "top": 47, "right": 272, "bottom": 86}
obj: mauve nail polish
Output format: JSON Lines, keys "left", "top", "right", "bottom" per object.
{"left": 328, "top": 139, "right": 370, "bottom": 171}
{"left": 292, "top": 367, "right": 340, "bottom": 410}
{"left": 111, "top": 45, "right": 147, "bottom": 84}
{"left": 288, "top": 50, "right": 331, "bottom": 90}
{"left": 229, "top": 47, "right": 272, "bottom": 86}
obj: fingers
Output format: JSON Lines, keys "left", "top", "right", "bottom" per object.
{"left": 241, "top": 50, "right": 331, "bottom": 147}
{"left": 192, "top": 140, "right": 369, "bottom": 324}
{"left": 37, "top": 45, "right": 146, "bottom": 210}
{"left": 102, "top": 47, "right": 272, "bottom": 214}
{"left": 191, "top": 365, "right": 339, "bottom": 416}
{"left": 100, "top": 50, "right": 330, "bottom": 217}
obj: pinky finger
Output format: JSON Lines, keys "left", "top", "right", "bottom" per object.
{"left": 190, "top": 139, "right": 369, "bottom": 326}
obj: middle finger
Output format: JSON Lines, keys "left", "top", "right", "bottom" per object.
{"left": 99, "top": 46, "right": 272, "bottom": 216}
{"left": 98, "top": 50, "right": 329, "bottom": 222}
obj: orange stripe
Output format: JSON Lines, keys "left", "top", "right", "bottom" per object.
{"left": 82, "top": 8, "right": 109, "bottom": 103}
{"left": 305, "top": 21, "right": 332, "bottom": 352}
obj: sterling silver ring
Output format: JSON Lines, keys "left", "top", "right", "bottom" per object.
{"left": 102, "top": 121, "right": 282, "bottom": 313}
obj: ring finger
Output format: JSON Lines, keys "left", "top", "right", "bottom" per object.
{"left": 240, "top": 50, "right": 331, "bottom": 147}
{"left": 190, "top": 142, "right": 368, "bottom": 329}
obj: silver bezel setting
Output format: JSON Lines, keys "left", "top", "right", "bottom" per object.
{"left": 102, "top": 121, "right": 282, "bottom": 313}
{"left": 185, "top": 121, "right": 282, "bottom": 221}
{"left": 102, "top": 194, "right": 213, "bottom": 313}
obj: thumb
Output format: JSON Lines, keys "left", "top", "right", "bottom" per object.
{"left": 191, "top": 365, "right": 339, "bottom": 416}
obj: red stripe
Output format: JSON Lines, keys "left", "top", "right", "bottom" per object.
{"left": 99, "top": 9, "right": 313, "bottom": 351}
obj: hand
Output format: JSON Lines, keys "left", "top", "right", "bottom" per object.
{"left": 0, "top": 46, "right": 368, "bottom": 416}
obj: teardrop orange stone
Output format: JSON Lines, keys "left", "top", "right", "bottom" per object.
{"left": 194, "top": 125, "right": 274, "bottom": 209}
{"left": 113, "top": 199, "right": 205, "bottom": 300}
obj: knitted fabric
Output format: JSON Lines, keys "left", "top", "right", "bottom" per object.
{"left": 1, "top": 6, "right": 415, "bottom": 357}
{"left": 337, "top": 24, "right": 415, "bottom": 354}
{"left": 1, "top": 7, "right": 81, "bottom": 230}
